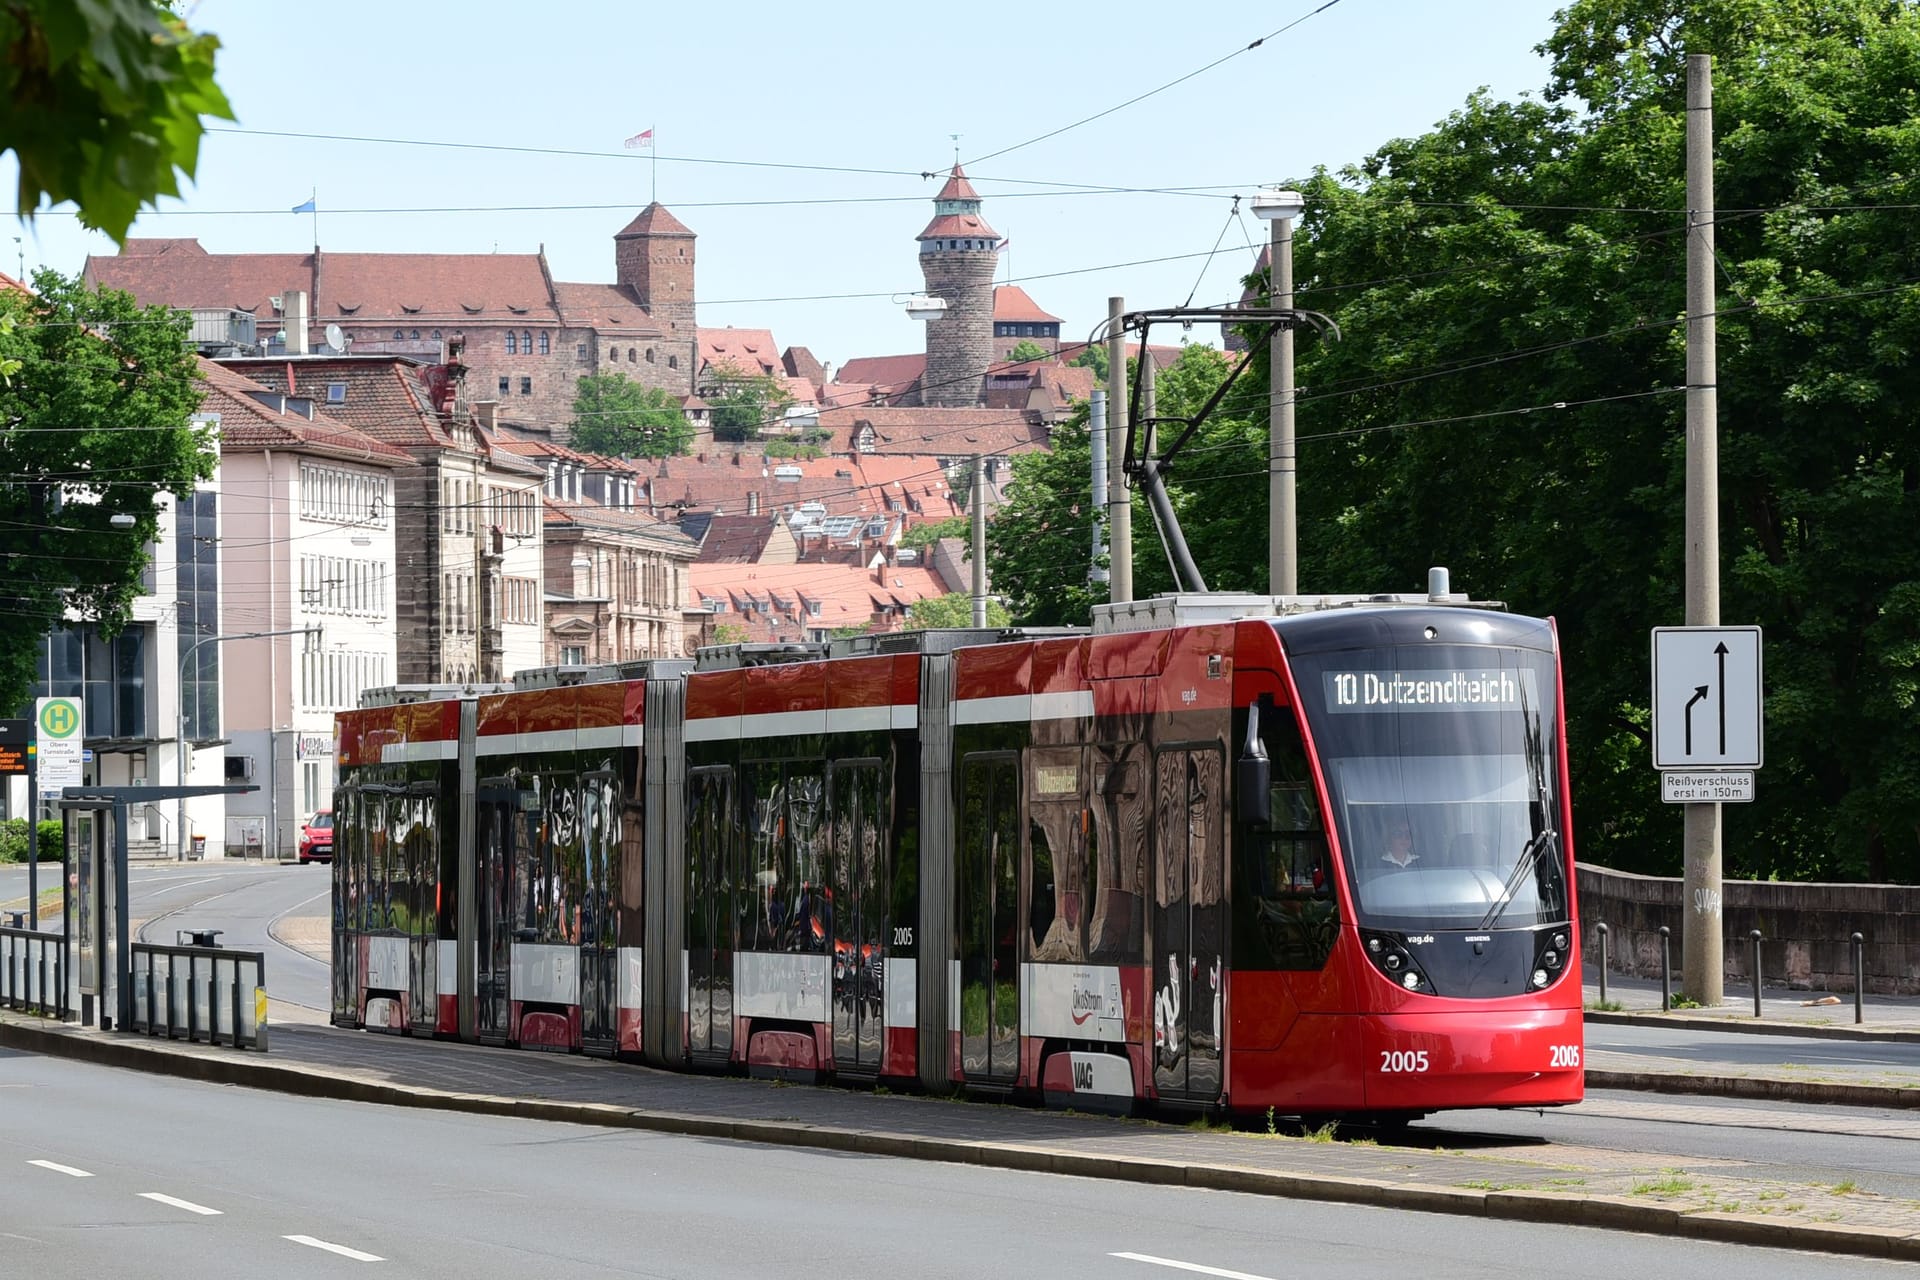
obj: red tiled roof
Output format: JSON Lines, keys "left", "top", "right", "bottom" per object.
{"left": 544, "top": 498, "right": 695, "bottom": 547}
{"left": 917, "top": 212, "right": 999, "bottom": 241}
{"left": 85, "top": 244, "right": 560, "bottom": 327}
{"left": 699, "top": 328, "right": 781, "bottom": 378}
{"left": 934, "top": 165, "right": 980, "bottom": 202}
{"left": 814, "top": 405, "right": 1048, "bottom": 458}
{"left": 691, "top": 560, "right": 950, "bottom": 637}
{"left": 782, "top": 346, "right": 825, "bottom": 386}
{"left": 993, "top": 285, "right": 1059, "bottom": 323}
{"left": 196, "top": 359, "right": 412, "bottom": 465}
{"left": 553, "top": 282, "right": 662, "bottom": 336}
{"left": 217, "top": 355, "right": 454, "bottom": 450}
{"left": 120, "top": 238, "right": 208, "bottom": 257}
{"left": 833, "top": 353, "right": 924, "bottom": 401}
{"left": 616, "top": 203, "right": 694, "bottom": 238}
{"left": 694, "top": 513, "right": 782, "bottom": 563}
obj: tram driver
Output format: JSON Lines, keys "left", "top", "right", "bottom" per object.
{"left": 1381, "top": 820, "right": 1419, "bottom": 869}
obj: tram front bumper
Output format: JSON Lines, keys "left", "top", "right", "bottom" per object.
{"left": 1359, "top": 1005, "right": 1585, "bottom": 1111}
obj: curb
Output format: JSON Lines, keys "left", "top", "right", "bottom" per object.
{"left": 1586, "top": 1010, "right": 1920, "bottom": 1044}
{"left": 1587, "top": 1068, "right": 1920, "bottom": 1110}
{"left": 3, "top": 1016, "right": 1916, "bottom": 1262}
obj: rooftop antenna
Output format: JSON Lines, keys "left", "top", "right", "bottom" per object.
{"left": 950, "top": 134, "right": 961, "bottom": 166}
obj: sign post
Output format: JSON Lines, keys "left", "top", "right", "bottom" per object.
{"left": 1651, "top": 626, "right": 1763, "bottom": 1005}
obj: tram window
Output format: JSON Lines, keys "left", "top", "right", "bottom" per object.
{"left": 1087, "top": 750, "right": 1145, "bottom": 963}
{"left": 787, "top": 770, "right": 825, "bottom": 952}
{"left": 745, "top": 764, "right": 784, "bottom": 951}
{"left": 542, "top": 777, "right": 583, "bottom": 944}
{"left": 1235, "top": 705, "right": 1338, "bottom": 972}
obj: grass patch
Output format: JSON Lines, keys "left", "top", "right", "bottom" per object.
{"left": 1831, "top": 1180, "right": 1858, "bottom": 1195}
{"left": 1305, "top": 1120, "right": 1341, "bottom": 1144}
{"left": 1459, "top": 1179, "right": 1528, "bottom": 1192}
{"left": 1667, "top": 994, "right": 1704, "bottom": 1010}
{"left": 1187, "top": 1115, "right": 1233, "bottom": 1134}
{"left": 1586, "top": 999, "right": 1624, "bottom": 1012}
{"left": 1631, "top": 1171, "right": 1697, "bottom": 1196}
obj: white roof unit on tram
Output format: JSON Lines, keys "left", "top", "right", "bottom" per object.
{"left": 1090, "top": 572, "right": 1503, "bottom": 636}
{"left": 357, "top": 683, "right": 509, "bottom": 707}
{"left": 512, "top": 659, "right": 693, "bottom": 689}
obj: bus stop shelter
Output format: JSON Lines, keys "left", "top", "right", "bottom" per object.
{"left": 59, "top": 785, "right": 254, "bottom": 1031}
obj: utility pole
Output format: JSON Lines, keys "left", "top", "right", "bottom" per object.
{"left": 1683, "top": 52, "right": 1724, "bottom": 1007}
{"left": 1088, "top": 390, "right": 1109, "bottom": 585}
{"left": 969, "top": 453, "right": 988, "bottom": 627}
{"left": 1105, "top": 296, "right": 1132, "bottom": 602}
{"left": 1269, "top": 204, "right": 1298, "bottom": 595}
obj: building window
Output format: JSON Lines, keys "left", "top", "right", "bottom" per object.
{"left": 432, "top": 329, "right": 442, "bottom": 340}
{"left": 522, "top": 330, "right": 532, "bottom": 353}
{"left": 326, "top": 382, "right": 346, "bottom": 404}
{"left": 668, "top": 355, "right": 678, "bottom": 369}
{"left": 577, "top": 343, "right": 588, "bottom": 361}
{"left": 538, "top": 332, "right": 550, "bottom": 354}
{"left": 498, "top": 376, "right": 510, "bottom": 395}
{"left": 506, "top": 331, "right": 518, "bottom": 354}
{"left": 519, "top": 377, "right": 532, "bottom": 395}
{"left": 393, "top": 329, "right": 404, "bottom": 340}
{"left": 627, "top": 347, "right": 636, "bottom": 362}
{"left": 410, "top": 329, "right": 420, "bottom": 340}
{"left": 645, "top": 347, "right": 655, "bottom": 363}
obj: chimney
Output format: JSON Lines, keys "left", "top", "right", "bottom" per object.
{"left": 285, "top": 290, "right": 310, "bottom": 354}
{"left": 747, "top": 490, "right": 760, "bottom": 516}
{"left": 475, "top": 401, "right": 499, "bottom": 431}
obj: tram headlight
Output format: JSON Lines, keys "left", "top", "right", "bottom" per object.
{"left": 1542, "top": 950, "right": 1560, "bottom": 969}
{"left": 1531, "top": 968, "right": 1550, "bottom": 988}
{"left": 1402, "top": 972, "right": 1422, "bottom": 990}
{"left": 1384, "top": 952, "right": 1403, "bottom": 971}
{"left": 1368, "top": 936, "right": 1383, "bottom": 953}
{"left": 1553, "top": 932, "right": 1569, "bottom": 952}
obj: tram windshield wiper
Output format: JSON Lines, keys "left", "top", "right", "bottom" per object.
{"left": 1477, "top": 827, "right": 1556, "bottom": 931}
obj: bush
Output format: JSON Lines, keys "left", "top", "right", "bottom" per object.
{"left": 0, "top": 819, "right": 62, "bottom": 864}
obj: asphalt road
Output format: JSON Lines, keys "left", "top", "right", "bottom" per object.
{"left": 0, "top": 1049, "right": 1905, "bottom": 1280}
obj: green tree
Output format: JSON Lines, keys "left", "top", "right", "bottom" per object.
{"left": 0, "top": 1, "right": 234, "bottom": 243}
{"left": 0, "top": 270, "right": 217, "bottom": 711}
{"left": 568, "top": 374, "right": 691, "bottom": 458}
{"left": 901, "top": 516, "right": 967, "bottom": 550}
{"left": 1275, "top": 0, "right": 1920, "bottom": 882}
{"left": 908, "top": 592, "right": 1010, "bottom": 629}
{"left": 1007, "top": 339, "right": 1050, "bottom": 365}
{"left": 1066, "top": 340, "right": 1109, "bottom": 383}
{"left": 707, "top": 360, "right": 795, "bottom": 443}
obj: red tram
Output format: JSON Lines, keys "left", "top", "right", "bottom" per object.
{"left": 332, "top": 589, "right": 1583, "bottom": 1121}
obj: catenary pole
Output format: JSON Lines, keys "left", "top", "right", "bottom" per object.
{"left": 970, "top": 454, "right": 988, "bottom": 627}
{"left": 1683, "top": 53, "right": 1724, "bottom": 1007}
{"left": 1088, "top": 390, "right": 1109, "bottom": 585}
{"left": 1105, "top": 297, "right": 1132, "bottom": 603}
{"left": 1269, "top": 206, "right": 1298, "bottom": 595}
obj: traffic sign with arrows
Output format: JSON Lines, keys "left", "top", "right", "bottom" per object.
{"left": 1651, "top": 626, "right": 1763, "bottom": 770}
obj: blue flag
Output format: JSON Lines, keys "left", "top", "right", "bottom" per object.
{"left": 291, "top": 197, "right": 316, "bottom": 214}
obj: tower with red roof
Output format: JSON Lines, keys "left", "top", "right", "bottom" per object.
{"left": 915, "top": 164, "right": 1000, "bottom": 407}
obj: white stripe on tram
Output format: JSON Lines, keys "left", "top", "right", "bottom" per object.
{"left": 1110, "top": 1253, "right": 1279, "bottom": 1280}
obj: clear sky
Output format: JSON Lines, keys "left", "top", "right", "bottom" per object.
{"left": 6, "top": 0, "right": 1565, "bottom": 373}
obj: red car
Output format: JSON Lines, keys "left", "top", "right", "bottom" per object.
{"left": 298, "top": 810, "right": 334, "bottom": 864}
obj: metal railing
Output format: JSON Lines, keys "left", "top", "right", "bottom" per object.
{"left": 1602, "top": 923, "right": 1877, "bottom": 1025}
{"left": 0, "top": 923, "right": 67, "bottom": 1019}
{"left": 129, "top": 938, "right": 269, "bottom": 1051}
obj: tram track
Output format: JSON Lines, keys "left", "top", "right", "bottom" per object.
{"left": 132, "top": 870, "right": 335, "bottom": 1017}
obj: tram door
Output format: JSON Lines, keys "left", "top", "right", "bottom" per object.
{"left": 405, "top": 787, "right": 438, "bottom": 1035}
{"left": 331, "top": 790, "right": 359, "bottom": 1027}
{"left": 830, "top": 761, "right": 887, "bottom": 1074}
{"left": 958, "top": 755, "right": 1019, "bottom": 1083}
{"left": 686, "top": 768, "right": 735, "bottom": 1063}
{"left": 579, "top": 772, "right": 618, "bottom": 1050}
{"left": 1153, "top": 746, "right": 1226, "bottom": 1102}
{"left": 475, "top": 780, "right": 519, "bottom": 1042}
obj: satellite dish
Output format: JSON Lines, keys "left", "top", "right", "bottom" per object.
{"left": 325, "top": 323, "right": 345, "bottom": 352}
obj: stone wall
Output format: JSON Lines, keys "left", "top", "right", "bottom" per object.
{"left": 1577, "top": 863, "right": 1920, "bottom": 995}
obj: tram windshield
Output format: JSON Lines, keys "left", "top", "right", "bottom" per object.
{"left": 1289, "top": 643, "right": 1567, "bottom": 932}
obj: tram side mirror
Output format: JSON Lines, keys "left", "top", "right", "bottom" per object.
{"left": 1237, "top": 697, "right": 1272, "bottom": 827}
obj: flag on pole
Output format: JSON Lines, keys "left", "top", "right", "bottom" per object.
{"left": 291, "top": 196, "right": 316, "bottom": 213}
{"left": 624, "top": 129, "right": 654, "bottom": 150}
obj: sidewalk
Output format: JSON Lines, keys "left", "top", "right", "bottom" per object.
{"left": 3, "top": 1004, "right": 1917, "bottom": 1263}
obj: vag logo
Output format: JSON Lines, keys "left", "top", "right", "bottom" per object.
{"left": 1073, "top": 1059, "right": 1095, "bottom": 1091}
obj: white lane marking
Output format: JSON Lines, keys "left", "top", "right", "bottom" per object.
{"left": 28, "top": 1160, "right": 92, "bottom": 1178}
{"left": 1111, "top": 1253, "right": 1279, "bottom": 1280}
{"left": 140, "top": 1192, "right": 223, "bottom": 1216}
{"left": 285, "top": 1235, "right": 385, "bottom": 1262}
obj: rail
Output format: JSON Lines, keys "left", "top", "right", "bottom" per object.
{"left": 0, "top": 923, "right": 67, "bottom": 1019}
{"left": 129, "top": 939, "right": 269, "bottom": 1051}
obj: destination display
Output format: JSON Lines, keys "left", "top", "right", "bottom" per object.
{"left": 1324, "top": 668, "right": 1538, "bottom": 713}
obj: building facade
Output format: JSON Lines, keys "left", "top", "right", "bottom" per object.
{"left": 916, "top": 165, "right": 1001, "bottom": 408}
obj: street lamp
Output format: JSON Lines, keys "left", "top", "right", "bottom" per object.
{"left": 175, "top": 626, "right": 320, "bottom": 861}
{"left": 902, "top": 295, "right": 947, "bottom": 321}
{"left": 1252, "top": 187, "right": 1305, "bottom": 596}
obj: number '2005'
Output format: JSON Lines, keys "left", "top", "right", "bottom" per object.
{"left": 1378, "top": 1050, "right": 1429, "bottom": 1073}
{"left": 1550, "top": 1044, "right": 1581, "bottom": 1068}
